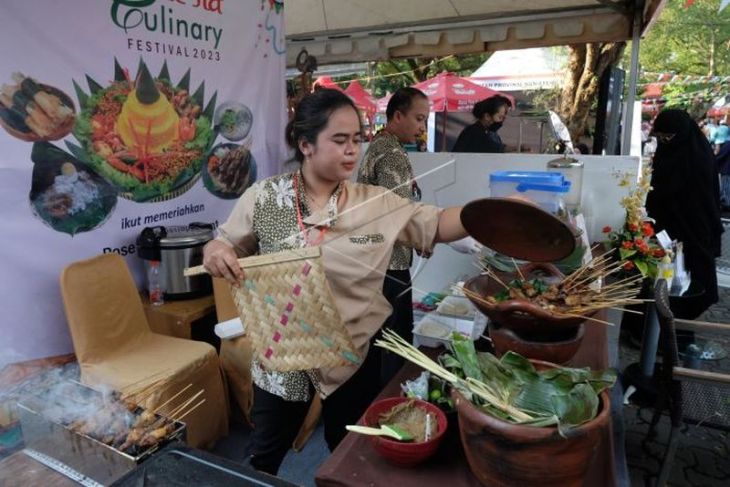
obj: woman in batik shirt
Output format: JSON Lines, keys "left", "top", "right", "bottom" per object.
{"left": 203, "top": 89, "right": 468, "bottom": 474}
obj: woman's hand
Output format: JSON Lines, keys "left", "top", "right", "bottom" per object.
{"left": 203, "top": 240, "right": 245, "bottom": 285}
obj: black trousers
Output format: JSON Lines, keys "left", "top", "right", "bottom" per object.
{"left": 248, "top": 340, "right": 382, "bottom": 475}
{"left": 381, "top": 269, "right": 414, "bottom": 386}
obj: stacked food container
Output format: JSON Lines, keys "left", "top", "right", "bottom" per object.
{"left": 489, "top": 171, "right": 572, "bottom": 216}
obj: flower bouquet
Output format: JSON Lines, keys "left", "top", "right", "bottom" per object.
{"left": 602, "top": 165, "right": 667, "bottom": 278}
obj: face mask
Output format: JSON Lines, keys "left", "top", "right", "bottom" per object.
{"left": 488, "top": 121, "right": 503, "bottom": 132}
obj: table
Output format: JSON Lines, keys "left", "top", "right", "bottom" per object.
{"left": 0, "top": 451, "right": 78, "bottom": 487}
{"left": 141, "top": 293, "right": 217, "bottom": 339}
{"left": 315, "top": 314, "right": 617, "bottom": 487}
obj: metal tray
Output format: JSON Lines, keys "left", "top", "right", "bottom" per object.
{"left": 17, "top": 381, "right": 185, "bottom": 485}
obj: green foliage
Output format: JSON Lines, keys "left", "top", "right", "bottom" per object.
{"left": 332, "top": 54, "right": 491, "bottom": 98}
{"left": 637, "top": 0, "right": 730, "bottom": 115}
{"left": 641, "top": 0, "right": 730, "bottom": 77}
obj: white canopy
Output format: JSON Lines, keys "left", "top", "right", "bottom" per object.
{"left": 285, "top": 0, "right": 665, "bottom": 67}
{"left": 469, "top": 48, "right": 566, "bottom": 91}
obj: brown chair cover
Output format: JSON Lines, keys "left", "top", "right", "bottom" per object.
{"left": 212, "top": 277, "right": 321, "bottom": 450}
{"left": 60, "top": 254, "right": 228, "bottom": 449}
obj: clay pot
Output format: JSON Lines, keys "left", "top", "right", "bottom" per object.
{"left": 452, "top": 360, "right": 610, "bottom": 487}
{"left": 362, "top": 397, "right": 448, "bottom": 467}
{"left": 463, "top": 264, "right": 597, "bottom": 333}
{"left": 489, "top": 322, "right": 585, "bottom": 364}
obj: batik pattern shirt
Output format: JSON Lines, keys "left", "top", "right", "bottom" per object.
{"left": 218, "top": 172, "right": 442, "bottom": 401}
{"left": 358, "top": 131, "right": 416, "bottom": 271}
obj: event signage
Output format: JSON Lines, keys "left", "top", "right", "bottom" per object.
{"left": 0, "top": 0, "right": 287, "bottom": 363}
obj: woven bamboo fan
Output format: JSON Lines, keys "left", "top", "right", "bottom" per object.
{"left": 185, "top": 246, "right": 361, "bottom": 372}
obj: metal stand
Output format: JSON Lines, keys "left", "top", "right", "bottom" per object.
{"left": 640, "top": 304, "right": 661, "bottom": 376}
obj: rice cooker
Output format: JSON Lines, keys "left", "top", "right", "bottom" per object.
{"left": 137, "top": 223, "right": 214, "bottom": 300}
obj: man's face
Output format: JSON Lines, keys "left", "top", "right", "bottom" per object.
{"left": 394, "top": 97, "right": 430, "bottom": 144}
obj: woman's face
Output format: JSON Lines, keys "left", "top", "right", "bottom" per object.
{"left": 481, "top": 105, "right": 508, "bottom": 126}
{"left": 300, "top": 106, "right": 363, "bottom": 182}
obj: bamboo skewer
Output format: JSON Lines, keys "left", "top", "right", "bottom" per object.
{"left": 121, "top": 370, "right": 171, "bottom": 401}
{"left": 174, "top": 399, "right": 206, "bottom": 422}
{"left": 152, "top": 384, "right": 193, "bottom": 414}
{"left": 512, "top": 258, "right": 525, "bottom": 281}
{"left": 611, "top": 307, "right": 645, "bottom": 316}
{"left": 471, "top": 250, "right": 644, "bottom": 327}
{"left": 165, "top": 389, "right": 204, "bottom": 419}
{"left": 474, "top": 262, "right": 509, "bottom": 290}
{"left": 374, "top": 330, "right": 533, "bottom": 422}
{"left": 553, "top": 313, "right": 615, "bottom": 326}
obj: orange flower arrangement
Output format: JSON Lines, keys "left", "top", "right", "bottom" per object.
{"left": 603, "top": 164, "right": 666, "bottom": 278}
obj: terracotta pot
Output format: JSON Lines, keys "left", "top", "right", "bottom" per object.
{"left": 489, "top": 322, "right": 585, "bottom": 364}
{"left": 464, "top": 264, "right": 597, "bottom": 333}
{"left": 362, "top": 397, "right": 448, "bottom": 467}
{"left": 452, "top": 360, "right": 610, "bottom": 487}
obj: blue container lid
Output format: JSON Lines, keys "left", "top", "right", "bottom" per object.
{"left": 490, "top": 170, "right": 565, "bottom": 185}
{"left": 516, "top": 180, "right": 572, "bottom": 193}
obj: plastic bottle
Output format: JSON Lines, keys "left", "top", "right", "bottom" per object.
{"left": 148, "top": 260, "right": 164, "bottom": 306}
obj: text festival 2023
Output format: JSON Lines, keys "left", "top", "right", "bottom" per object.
{"left": 111, "top": 0, "right": 224, "bottom": 49}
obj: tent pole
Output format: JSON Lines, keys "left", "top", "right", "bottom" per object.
{"left": 622, "top": 0, "right": 644, "bottom": 155}
{"left": 442, "top": 108, "right": 448, "bottom": 151}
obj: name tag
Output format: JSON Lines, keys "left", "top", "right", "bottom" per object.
{"left": 349, "top": 233, "right": 385, "bottom": 245}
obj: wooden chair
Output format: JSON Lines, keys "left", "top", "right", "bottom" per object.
{"left": 60, "top": 253, "right": 228, "bottom": 449}
{"left": 651, "top": 278, "right": 730, "bottom": 486}
{"left": 212, "top": 277, "right": 322, "bottom": 451}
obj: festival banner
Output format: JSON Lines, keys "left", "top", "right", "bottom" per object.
{"left": 0, "top": 0, "right": 287, "bottom": 364}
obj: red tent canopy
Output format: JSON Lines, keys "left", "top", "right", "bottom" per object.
{"left": 642, "top": 82, "right": 665, "bottom": 99}
{"left": 376, "top": 92, "right": 392, "bottom": 113}
{"left": 313, "top": 76, "right": 344, "bottom": 92}
{"left": 412, "top": 72, "right": 515, "bottom": 112}
{"left": 344, "top": 80, "right": 376, "bottom": 115}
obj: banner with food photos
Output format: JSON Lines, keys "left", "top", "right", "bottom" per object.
{"left": 0, "top": 0, "right": 287, "bottom": 363}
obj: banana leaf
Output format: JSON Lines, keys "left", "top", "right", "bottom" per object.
{"left": 442, "top": 349, "right": 616, "bottom": 433}
{"left": 113, "top": 58, "right": 126, "bottom": 82}
{"left": 191, "top": 81, "right": 205, "bottom": 109}
{"left": 85, "top": 75, "right": 103, "bottom": 95}
{"left": 177, "top": 68, "right": 191, "bottom": 91}
{"left": 450, "top": 333, "right": 483, "bottom": 382}
{"left": 158, "top": 60, "right": 171, "bottom": 83}
{"left": 72, "top": 80, "right": 89, "bottom": 111}
{"left": 203, "top": 91, "right": 218, "bottom": 120}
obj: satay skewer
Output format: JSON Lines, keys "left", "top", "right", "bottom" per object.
{"left": 165, "top": 389, "right": 204, "bottom": 419}
{"left": 152, "top": 383, "right": 193, "bottom": 414}
{"left": 174, "top": 399, "right": 206, "bottom": 422}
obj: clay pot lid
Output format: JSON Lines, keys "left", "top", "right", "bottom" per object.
{"left": 460, "top": 198, "right": 578, "bottom": 262}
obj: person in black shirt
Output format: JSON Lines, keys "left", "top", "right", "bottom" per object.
{"left": 452, "top": 95, "right": 512, "bottom": 153}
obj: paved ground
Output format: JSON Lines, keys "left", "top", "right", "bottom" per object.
{"left": 619, "top": 218, "right": 730, "bottom": 486}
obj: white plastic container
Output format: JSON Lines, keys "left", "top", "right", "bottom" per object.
{"left": 413, "top": 312, "right": 485, "bottom": 348}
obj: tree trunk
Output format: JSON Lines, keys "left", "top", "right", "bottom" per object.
{"left": 558, "top": 42, "right": 626, "bottom": 142}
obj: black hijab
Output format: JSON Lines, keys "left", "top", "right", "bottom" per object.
{"left": 646, "top": 109, "right": 723, "bottom": 314}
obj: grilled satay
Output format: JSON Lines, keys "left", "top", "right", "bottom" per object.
{"left": 138, "top": 423, "right": 175, "bottom": 448}
{"left": 132, "top": 410, "right": 157, "bottom": 429}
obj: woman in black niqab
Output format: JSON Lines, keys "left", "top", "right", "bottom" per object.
{"left": 646, "top": 109, "right": 723, "bottom": 318}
